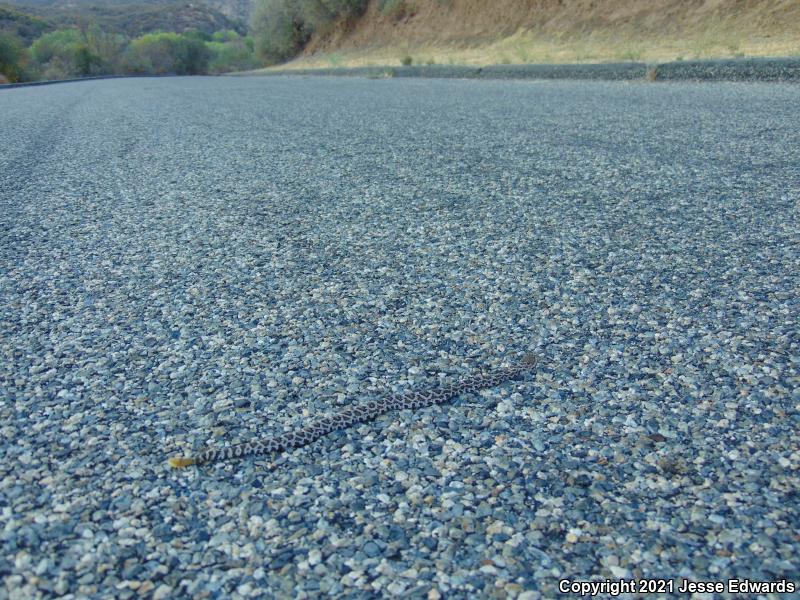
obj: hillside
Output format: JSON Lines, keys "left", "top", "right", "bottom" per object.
{"left": 0, "top": 4, "right": 51, "bottom": 44}
{"left": 0, "top": 1, "right": 246, "bottom": 38}
{"left": 284, "top": 0, "right": 800, "bottom": 68}
{"left": 201, "top": 0, "right": 251, "bottom": 23}
{"left": 4, "top": 0, "right": 250, "bottom": 18}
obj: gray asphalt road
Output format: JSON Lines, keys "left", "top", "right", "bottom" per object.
{"left": 1, "top": 76, "right": 798, "bottom": 599}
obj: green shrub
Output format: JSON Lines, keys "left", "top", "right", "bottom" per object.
{"left": 10, "top": 24, "right": 257, "bottom": 82}
{"left": 81, "top": 27, "right": 128, "bottom": 75}
{"left": 249, "top": 0, "right": 367, "bottom": 65}
{"left": 249, "top": 0, "right": 308, "bottom": 64}
{"left": 123, "top": 32, "right": 210, "bottom": 75}
{"left": 29, "top": 29, "right": 104, "bottom": 78}
{"left": 30, "top": 29, "right": 80, "bottom": 66}
{"left": 400, "top": 55, "right": 412, "bottom": 66}
{"left": 212, "top": 29, "right": 240, "bottom": 43}
{"left": 207, "top": 35, "right": 259, "bottom": 73}
{"left": 0, "top": 32, "right": 26, "bottom": 82}
{"left": 75, "top": 44, "right": 104, "bottom": 75}
{"left": 182, "top": 28, "right": 212, "bottom": 43}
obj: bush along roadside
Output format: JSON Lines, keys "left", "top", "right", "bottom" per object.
{"left": 0, "top": 26, "right": 259, "bottom": 83}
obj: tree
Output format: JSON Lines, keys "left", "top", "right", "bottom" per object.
{"left": 249, "top": 0, "right": 308, "bottom": 64}
{"left": 74, "top": 44, "right": 103, "bottom": 76}
{"left": 75, "top": 18, "right": 128, "bottom": 76}
{"left": 0, "top": 31, "right": 26, "bottom": 82}
{"left": 30, "top": 29, "right": 92, "bottom": 79}
{"left": 123, "top": 32, "right": 210, "bottom": 75}
{"left": 207, "top": 33, "right": 258, "bottom": 74}
{"left": 249, "top": 0, "right": 366, "bottom": 64}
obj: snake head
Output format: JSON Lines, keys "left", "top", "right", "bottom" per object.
{"left": 168, "top": 456, "right": 196, "bottom": 468}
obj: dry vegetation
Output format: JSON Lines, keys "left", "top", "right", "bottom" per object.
{"left": 270, "top": 0, "right": 800, "bottom": 69}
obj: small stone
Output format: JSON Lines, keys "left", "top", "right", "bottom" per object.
{"left": 363, "top": 542, "right": 381, "bottom": 558}
{"left": 34, "top": 559, "right": 52, "bottom": 576}
{"left": 138, "top": 581, "right": 155, "bottom": 595}
{"left": 152, "top": 585, "right": 173, "bottom": 600}
{"left": 609, "top": 566, "right": 630, "bottom": 578}
{"left": 565, "top": 531, "right": 579, "bottom": 543}
{"left": 308, "top": 549, "right": 322, "bottom": 566}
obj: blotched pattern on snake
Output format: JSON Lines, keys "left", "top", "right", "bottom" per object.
{"left": 168, "top": 354, "right": 537, "bottom": 468}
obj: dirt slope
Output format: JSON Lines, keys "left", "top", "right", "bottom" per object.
{"left": 292, "top": 0, "right": 800, "bottom": 67}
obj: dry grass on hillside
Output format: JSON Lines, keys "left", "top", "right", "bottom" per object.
{"left": 271, "top": 0, "right": 800, "bottom": 69}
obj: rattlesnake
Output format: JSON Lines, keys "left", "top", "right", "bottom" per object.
{"left": 168, "top": 354, "right": 537, "bottom": 468}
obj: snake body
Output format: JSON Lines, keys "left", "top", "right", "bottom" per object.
{"left": 169, "top": 354, "right": 536, "bottom": 468}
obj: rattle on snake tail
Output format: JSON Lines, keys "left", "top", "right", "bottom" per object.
{"left": 168, "top": 353, "right": 537, "bottom": 468}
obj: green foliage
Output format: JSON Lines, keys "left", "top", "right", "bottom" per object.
{"left": 249, "top": 0, "right": 307, "bottom": 64}
{"left": 212, "top": 29, "right": 240, "bottom": 43}
{"left": 400, "top": 54, "right": 412, "bottom": 66}
{"left": 0, "top": 5, "right": 52, "bottom": 45}
{"left": 249, "top": 0, "right": 366, "bottom": 64}
{"left": 13, "top": 17, "right": 254, "bottom": 82}
{"left": 30, "top": 28, "right": 81, "bottom": 65}
{"left": 0, "top": 30, "right": 26, "bottom": 81}
{"left": 123, "top": 31, "right": 210, "bottom": 75}
{"left": 75, "top": 43, "right": 102, "bottom": 74}
{"left": 207, "top": 33, "right": 259, "bottom": 73}
{"left": 29, "top": 25, "right": 124, "bottom": 78}
{"left": 29, "top": 28, "right": 104, "bottom": 78}
{"left": 80, "top": 25, "right": 128, "bottom": 74}
{"left": 182, "top": 28, "right": 212, "bottom": 43}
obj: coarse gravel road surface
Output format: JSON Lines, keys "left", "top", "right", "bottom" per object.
{"left": 1, "top": 76, "right": 799, "bottom": 598}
